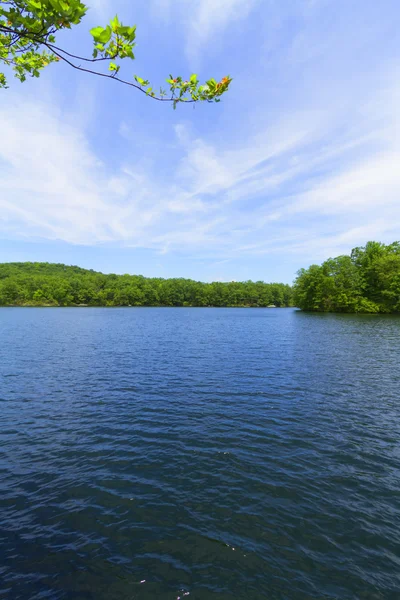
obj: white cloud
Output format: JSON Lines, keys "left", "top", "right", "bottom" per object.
{"left": 0, "top": 98, "right": 159, "bottom": 245}
{"left": 1, "top": 70, "right": 399, "bottom": 263}
{"left": 85, "top": 0, "right": 112, "bottom": 21}
{"left": 152, "top": 0, "right": 258, "bottom": 63}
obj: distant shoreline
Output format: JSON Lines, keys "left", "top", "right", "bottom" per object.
{"left": 2, "top": 303, "right": 286, "bottom": 308}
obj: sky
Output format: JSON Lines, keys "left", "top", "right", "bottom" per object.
{"left": 0, "top": 0, "right": 399, "bottom": 284}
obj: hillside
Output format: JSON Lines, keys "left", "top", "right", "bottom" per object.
{"left": 0, "top": 262, "right": 293, "bottom": 307}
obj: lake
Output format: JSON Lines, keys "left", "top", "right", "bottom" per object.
{"left": 1, "top": 307, "right": 400, "bottom": 599}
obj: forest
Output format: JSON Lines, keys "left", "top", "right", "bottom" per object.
{"left": 0, "top": 262, "right": 293, "bottom": 308}
{"left": 293, "top": 241, "right": 400, "bottom": 313}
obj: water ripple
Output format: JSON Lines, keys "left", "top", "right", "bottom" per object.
{"left": 1, "top": 308, "right": 400, "bottom": 599}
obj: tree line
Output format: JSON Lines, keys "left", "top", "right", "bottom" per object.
{"left": 293, "top": 241, "right": 400, "bottom": 313}
{"left": 0, "top": 263, "right": 293, "bottom": 308}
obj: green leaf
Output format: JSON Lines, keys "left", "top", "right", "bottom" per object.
{"left": 0, "top": 73, "right": 8, "bottom": 89}
{"left": 48, "top": 0, "right": 61, "bottom": 11}
{"left": 118, "top": 25, "right": 136, "bottom": 42}
{"left": 28, "top": 0, "right": 42, "bottom": 9}
{"left": 123, "top": 47, "right": 135, "bottom": 59}
{"left": 90, "top": 26, "right": 111, "bottom": 44}
{"left": 59, "top": 0, "right": 71, "bottom": 11}
{"left": 110, "top": 15, "right": 120, "bottom": 31}
{"left": 99, "top": 26, "right": 112, "bottom": 44}
{"left": 90, "top": 26, "right": 104, "bottom": 41}
{"left": 126, "top": 26, "right": 136, "bottom": 41}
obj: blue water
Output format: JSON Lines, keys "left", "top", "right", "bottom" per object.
{"left": 1, "top": 307, "right": 400, "bottom": 599}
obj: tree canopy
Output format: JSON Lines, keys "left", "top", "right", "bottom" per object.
{"left": 293, "top": 241, "right": 400, "bottom": 313}
{"left": 0, "top": 262, "right": 293, "bottom": 307}
{"left": 0, "top": 0, "right": 231, "bottom": 107}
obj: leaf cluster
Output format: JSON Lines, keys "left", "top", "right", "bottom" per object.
{"left": 0, "top": 0, "right": 86, "bottom": 84}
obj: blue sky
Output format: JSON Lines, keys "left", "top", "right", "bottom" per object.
{"left": 0, "top": 0, "right": 399, "bottom": 283}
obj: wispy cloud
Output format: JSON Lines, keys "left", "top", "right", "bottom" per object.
{"left": 151, "top": 0, "right": 258, "bottom": 64}
{"left": 1, "top": 66, "right": 398, "bottom": 262}
{"left": 0, "top": 98, "right": 142, "bottom": 245}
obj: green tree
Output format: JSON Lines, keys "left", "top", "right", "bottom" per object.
{"left": 293, "top": 264, "right": 328, "bottom": 312}
{"left": 0, "top": 262, "right": 294, "bottom": 308}
{"left": 321, "top": 255, "right": 364, "bottom": 312}
{"left": 0, "top": 279, "right": 20, "bottom": 304}
{"left": 0, "top": 0, "right": 231, "bottom": 107}
{"left": 294, "top": 241, "right": 400, "bottom": 313}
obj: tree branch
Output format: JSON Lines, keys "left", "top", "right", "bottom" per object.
{"left": 42, "top": 43, "right": 185, "bottom": 102}
{"left": 0, "top": 12, "right": 228, "bottom": 104}
{"left": 47, "top": 41, "right": 118, "bottom": 63}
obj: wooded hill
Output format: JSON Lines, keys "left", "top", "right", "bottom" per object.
{"left": 0, "top": 263, "right": 293, "bottom": 307}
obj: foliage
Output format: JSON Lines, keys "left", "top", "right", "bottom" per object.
{"left": 0, "top": 262, "right": 293, "bottom": 307}
{"left": 0, "top": 0, "right": 231, "bottom": 106}
{"left": 293, "top": 241, "right": 400, "bottom": 313}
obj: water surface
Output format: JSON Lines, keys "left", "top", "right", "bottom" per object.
{"left": 1, "top": 308, "right": 400, "bottom": 599}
